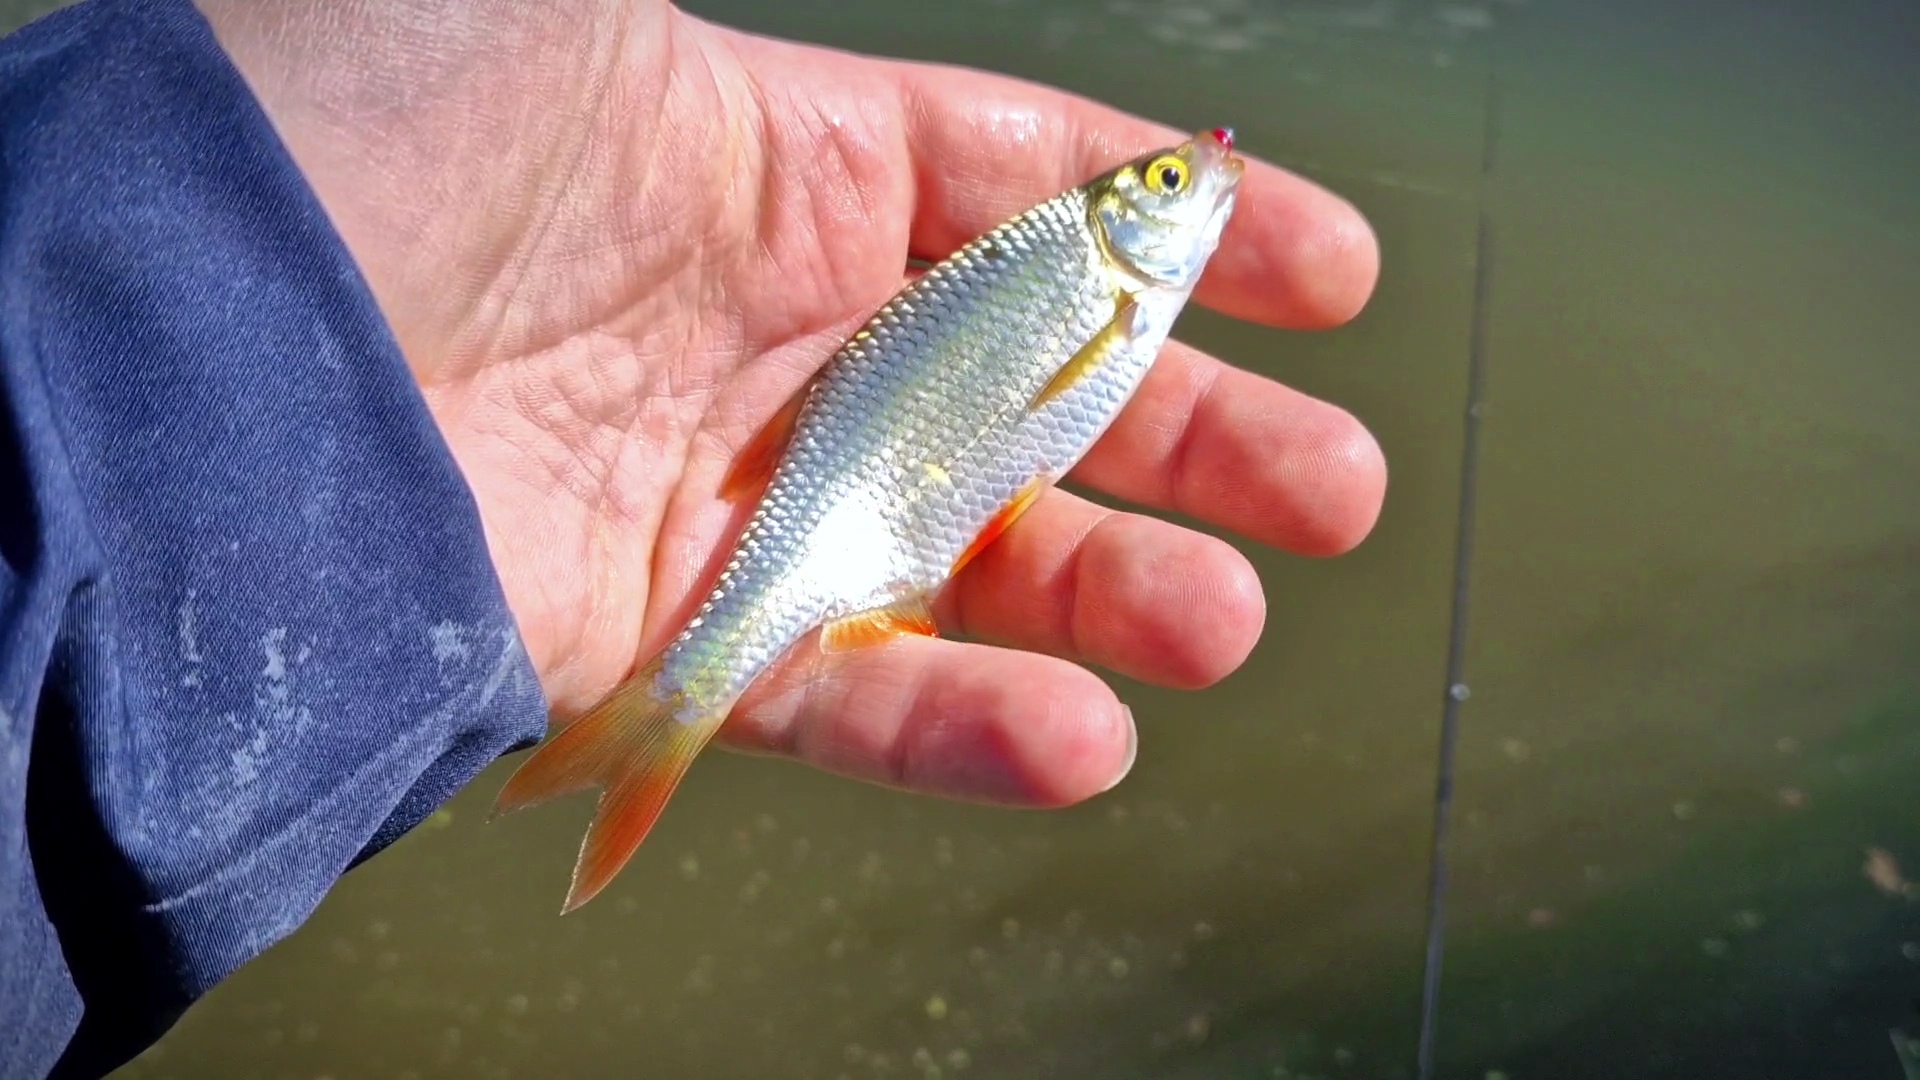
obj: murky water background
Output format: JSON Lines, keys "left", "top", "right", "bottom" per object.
{"left": 9, "top": 0, "right": 1916, "bottom": 1076}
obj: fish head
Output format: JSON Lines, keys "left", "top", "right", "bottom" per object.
{"left": 1089, "top": 127, "right": 1244, "bottom": 291}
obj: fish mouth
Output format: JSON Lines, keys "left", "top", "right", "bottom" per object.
{"left": 1192, "top": 126, "right": 1246, "bottom": 193}
{"left": 1177, "top": 127, "right": 1242, "bottom": 271}
{"left": 1192, "top": 127, "right": 1244, "bottom": 222}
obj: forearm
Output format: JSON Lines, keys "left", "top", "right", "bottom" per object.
{"left": 0, "top": 1, "right": 546, "bottom": 1076}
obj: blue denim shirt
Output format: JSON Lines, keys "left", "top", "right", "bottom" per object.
{"left": 0, "top": 1, "right": 550, "bottom": 1076}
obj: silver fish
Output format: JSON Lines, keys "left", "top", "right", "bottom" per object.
{"left": 496, "top": 127, "right": 1244, "bottom": 912}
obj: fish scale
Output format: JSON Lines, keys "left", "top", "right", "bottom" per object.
{"left": 495, "top": 128, "right": 1243, "bottom": 913}
{"left": 661, "top": 186, "right": 1122, "bottom": 711}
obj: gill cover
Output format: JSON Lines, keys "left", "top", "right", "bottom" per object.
{"left": 1092, "top": 128, "right": 1243, "bottom": 289}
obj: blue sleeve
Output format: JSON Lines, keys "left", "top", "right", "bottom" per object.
{"left": 0, "top": 1, "right": 551, "bottom": 1077}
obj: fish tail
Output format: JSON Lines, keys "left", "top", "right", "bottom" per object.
{"left": 493, "top": 656, "right": 723, "bottom": 914}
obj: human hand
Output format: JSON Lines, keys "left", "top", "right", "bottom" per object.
{"left": 197, "top": 0, "right": 1385, "bottom": 809}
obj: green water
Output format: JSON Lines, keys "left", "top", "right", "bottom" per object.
{"left": 13, "top": 0, "right": 1918, "bottom": 1076}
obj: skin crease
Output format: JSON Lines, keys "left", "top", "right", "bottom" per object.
{"left": 194, "top": 0, "right": 1387, "bottom": 810}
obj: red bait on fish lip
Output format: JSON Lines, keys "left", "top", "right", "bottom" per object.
{"left": 1210, "top": 126, "right": 1235, "bottom": 151}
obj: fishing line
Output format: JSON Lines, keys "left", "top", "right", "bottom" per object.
{"left": 1414, "top": 64, "right": 1500, "bottom": 1080}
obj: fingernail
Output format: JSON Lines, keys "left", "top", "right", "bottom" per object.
{"left": 1103, "top": 706, "right": 1137, "bottom": 792}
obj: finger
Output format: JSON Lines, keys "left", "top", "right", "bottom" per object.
{"left": 932, "top": 487, "right": 1265, "bottom": 690}
{"left": 884, "top": 60, "right": 1379, "bottom": 330}
{"left": 1074, "top": 340, "right": 1387, "bottom": 557}
{"left": 720, "top": 634, "right": 1134, "bottom": 808}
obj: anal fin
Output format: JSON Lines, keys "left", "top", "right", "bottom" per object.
{"left": 493, "top": 656, "right": 721, "bottom": 914}
{"left": 1029, "top": 295, "right": 1138, "bottom": 411}
{"left": 820, "top": 595, "right": 939, "bottom": 653}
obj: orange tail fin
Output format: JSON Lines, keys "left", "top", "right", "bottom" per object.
{"left": 493, "top": 658, "right": 723, "bottom": 914}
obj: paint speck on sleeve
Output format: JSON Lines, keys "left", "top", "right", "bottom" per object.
{"left": 429, "top": 619, "right": 474, "bottom": 666}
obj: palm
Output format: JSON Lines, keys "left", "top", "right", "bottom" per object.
{"left": 203, "top": 0, "right": 1386, "bottom": 807}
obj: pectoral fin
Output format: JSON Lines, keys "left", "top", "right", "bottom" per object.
{"left": 949, "top": 475, "right": 1050, "bottom": 578}
{"left": 1028, "top": 296, "right": 1138, "bottom": 411}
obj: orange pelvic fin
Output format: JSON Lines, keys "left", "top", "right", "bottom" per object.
{"left": 950, "top": 475, "right": 1050, "bottom": 578}
{"left": 720, "top": 374, "right": 816, "bottom": 501}
{"left": 493, "top": 656, "right": 722, "bottom": 914}
{"left": 1029, "top": 296, "right": 1137, "bottom": 411}
{"left": 820, "top": 595, "right": 939, "bottom": 653}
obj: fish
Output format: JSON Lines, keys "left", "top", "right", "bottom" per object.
{"left": 494, "top": 127, "right": 1246, "bottom": 913}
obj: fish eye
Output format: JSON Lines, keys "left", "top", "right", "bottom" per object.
{"left": 1142, "top": 155, "right": 1189, "bottom": 195}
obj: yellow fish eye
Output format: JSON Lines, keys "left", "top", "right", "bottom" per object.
{"left": 1141, "top": 155, "right": 1189, "bottom": 195}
